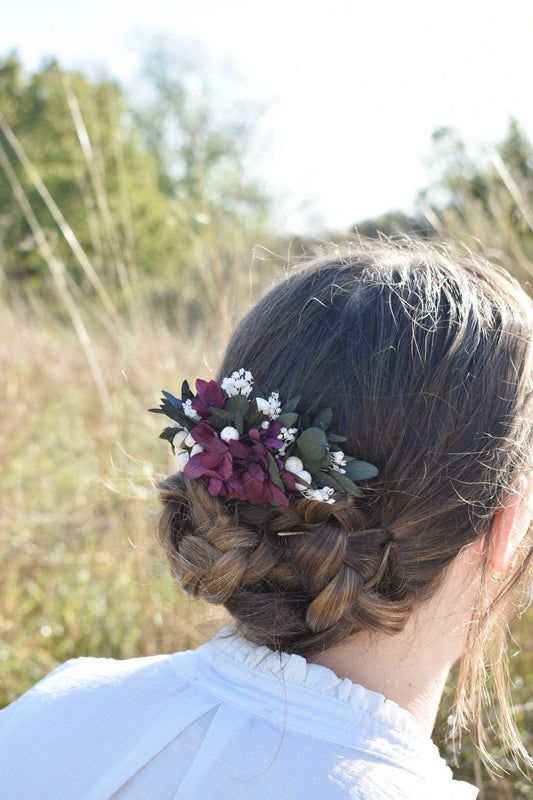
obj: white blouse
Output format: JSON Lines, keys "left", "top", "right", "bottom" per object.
{"left": 0, "top": 628, "right": 477, "bottom": 799}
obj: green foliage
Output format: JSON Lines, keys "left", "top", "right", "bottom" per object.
{"left": 417, "top": 119, "right": 533, "bottom": 279}
{"left": 0, "top": 55, "right": 167, "bottom": 290}
{"left": 0, "top": 52, "right": 273, "bottom": 332}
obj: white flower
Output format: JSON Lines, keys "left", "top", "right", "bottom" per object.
{"left": 294, "top": 469, "right": 312, "bottom": 490}
{"left": 176, "top": 451, "right": 190, "bottom": 472}
{"left": 255, "top": 397, "right": 270, "bottom": 414}
{"left": 184, "top": 433, "right": 196, "bottom": 448}
{"left": 278, "top": 426, "right": 297, "bottom": 456}
{"left": 267, "top": 392, "right": 281, "bottom": 419}
{"left": 256, "top": 393, "right": 281, "bottom": 419}
{"left": 303, "top": 486, "right": 335, "bottom": 504}
{"left": 182, "top": 399, "right": 200, "bottom": 421}
{"left": 330, "top": 450, "right": 347, "bottom": 473}
{"left": 261, "top": 420, "right": 270, "bottom": 429}
{"left": 281, "top": 426, "right": 297, "bottom": 442}
{"left": 285, "top": 456, "right": 304, "bottom": 474}
{"left": 168, "top": 421, "right": 179, "bottom": 429}
{"left": 172, "top": 429, "right": 188, "bottom": 450}
{"left": 221, "top": 368, "right": 254, "bottom": 397}
{"left": 190, "top": 444, "right": 204, "bottom": 456}
{"left": 220, "top": 426, "right": 240, "bottom": 443}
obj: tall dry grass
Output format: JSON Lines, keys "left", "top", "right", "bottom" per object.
{"left": 0, "top": 75, "right": 275, "bottom": 707}
{"left": 1, "top": 76, "right": 533, "bottom": 798}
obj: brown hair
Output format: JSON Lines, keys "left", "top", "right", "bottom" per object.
{"left": 158, "top": 240, "right": 533, "bottom": 767}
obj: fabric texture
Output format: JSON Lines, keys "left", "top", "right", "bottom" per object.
{"left": 0, "top": 628, "right": 478, "bottom": 799}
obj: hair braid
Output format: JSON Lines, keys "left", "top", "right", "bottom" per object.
{"left": 158, "top": 475, "right": 405, "bottom": 653}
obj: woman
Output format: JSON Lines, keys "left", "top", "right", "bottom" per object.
{"left": 1, "top": 240, "right": 532, "bottom": 799}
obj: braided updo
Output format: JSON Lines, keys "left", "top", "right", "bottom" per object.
{"left": 158, "top": 241, "right": 533, "bottom": 662}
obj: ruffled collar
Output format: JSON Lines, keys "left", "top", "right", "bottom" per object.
{"left": 209, "top": 627, "right": 427, "bottom": 734}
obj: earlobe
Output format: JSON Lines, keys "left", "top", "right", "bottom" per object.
{"left": 488, "top": 475, "right": 529, "bottom": 579}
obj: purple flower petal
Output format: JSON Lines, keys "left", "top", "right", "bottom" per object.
{"left": 199, "top": 451, "right": 224, "bottom": 469}
{"left": 228, "top": 440, "right": 250, "bottom": 460}
{"left": 242, "top": 474, "right": 270, "bottom": 504}
{"left": 207, "top": 476, "right": 224, "bottom": 495}
{"left": 190, "top": 422, "right": 227, "bottom": 453}
{"left": 219, "top": 451, "right": 234, "bottom": 480}
{"left": 196, "top": 379, "right": 226, "bottom": 409}
{"left": 248, "top": 462, "right": 265, "bottom": 482}
{"left": 184, "top": 456, "right": 207, "bottom": 479}
{"left": 262, "top": 436, "right": 282, "bottom": 449}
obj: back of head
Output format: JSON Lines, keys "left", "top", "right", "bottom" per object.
{"left": 157, "top": 239, "right": 533, "bottom": 761}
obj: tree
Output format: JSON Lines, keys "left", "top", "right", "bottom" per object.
{"left": 0, "top": 50, "right": 272, "bottom": 331}
{"left": 416, "top": 120, "right": 533, "bottom": 279}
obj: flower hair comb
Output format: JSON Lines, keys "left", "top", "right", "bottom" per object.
{"left": 150, "top": 369, "right": 377, "bottom": 507}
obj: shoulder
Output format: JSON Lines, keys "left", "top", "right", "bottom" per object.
{"left": 2, "top": 652, "right": 173, "bottom": 718}
{"left": 0, "top": 652, "right": 189, "bottom": 799}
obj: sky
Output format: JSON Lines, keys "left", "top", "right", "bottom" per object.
{"left": 2, "top": 0, "right": 533, "bottom": 234}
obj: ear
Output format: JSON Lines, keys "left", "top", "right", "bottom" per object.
{"left": 489, "top": 475, "right": 530, "bottom": 578}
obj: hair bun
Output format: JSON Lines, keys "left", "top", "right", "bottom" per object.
{"left": 158, "top": 474, "right": 408, "bottom": 654}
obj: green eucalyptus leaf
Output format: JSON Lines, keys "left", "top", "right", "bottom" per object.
{"left": 312, "top": 408, "right": 333, "bottom": 430}
{"left": 161, "top": 409, "right": 192, "bottom": 428}
{"left": 247, "top": 401, "right": 264, "bottom": 429}
{"left": 226, "top": 394, "right": 250, "bottom": 417}
{"left": 300, "top": 413, "right": 311, "bottom": 429}
{"left": 208, "top": 409, "right": 233, "bottom": 428}
{"left": 265, "top": 450, "right": 285, "bottom": 491}
{"left": 315, "top": 471, "right": 343, "bottom": 492}
{"left": 278, "top": 412, "right": 299, "bottom": 428}
{"left": 328, "top": 469, "right": 364, "bottom": 497}
{"left": 344, "top": 460, "right": 379, "bottom": 481}
{"left": 295, "top": 453, "right": 329, "bottom": 474}
{"left": 296, "top": 427, "right": 328, "bottom": 461}
{"left": 235, "top": 409, "right": 244, "bottom": 435}
{"left": 326, "top": 433, "right": 347, "bottom": 443}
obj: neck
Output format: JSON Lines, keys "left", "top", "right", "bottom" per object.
{"left": 309, "top": 624, "right": 454, "bottom": 736}
{"left": 308, "top": 552, "right": 477, "bottom": 736}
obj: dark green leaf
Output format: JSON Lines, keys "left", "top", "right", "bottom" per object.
{"left": 315, "top": 471, "right": 343, "bottom": 492}
{"left": 208, "top": 409, "right": 233, "bottom": 428}
{"left": 296, "top": 453, "right": 329, "bottom": 474}
{"left": 235, "top": 409, "right": 244, "bottom": 435}
{"left": 296, "top": 427, "right": 328, "bottom": 461}
{"left": 344, "top": 460, "right": 379, "bottom": 481}
{"left": 246, "top": 401, "right": 264, "bottom": 429}
{"left": 312, "top": 408, "right": 333, "bottom": 430}
{"left": 281, "top": 395, "right": 301, "bottom": 414}
{"left": 327, "top": 469, "right": 364, "bottom": 497}
{"left": 181, "top": 380, "right": 194, "bottom": 400}
{"left": 159, "top": 426, "right": 179, "bottom": 442}
{"left": 252, "top": 383, "right": 270, "bottom": 401}
{"left": 265, "top": 450, "right": 285, "bottom": 491}
{"left": 278, "top": 412, "right": 298, "bottom": 428}
{"left": 326, "top": 433, "right": 347, "bottom": 443}
{"left": 226, "top": 394, "right": 250, "bottom": 417}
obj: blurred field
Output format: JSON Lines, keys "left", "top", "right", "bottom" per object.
{"left": 0, "top": 292, "right": 230, "bottom": 701}
{"left": 2, "top": 267, "right": 533, "bottom": 800}
{"left": 1, "top": 58, "right": 533, "bottom": 799}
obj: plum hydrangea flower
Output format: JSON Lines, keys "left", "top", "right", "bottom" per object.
{"left": 150, "top": 368, "right": 378, "bottom": 507}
